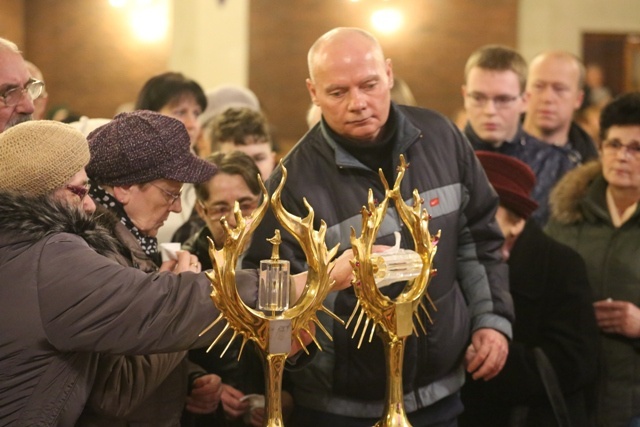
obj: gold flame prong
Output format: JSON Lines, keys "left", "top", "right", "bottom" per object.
{"left": 199, "top": 313, "right": 225, "bottom": 337}
{"left": 219, "top": 330, "right": 238, "bottom": 358}
{"left": 419, "top": 296, "right": 436, "bottom": 325}
{"left": 313, "top": 316, "right": 333, "bottom": 341}
{"left": 414, "top": 311, "right": 427, "bottom": 335}
{"left": 426, "top": 293, "right": 437, "bottom": 313}
{"left": 352, "top": 308, "right": 366, "bottom": 339}
{"left": 294, "top": 334, "right": 310, "bottom": 355}
{"left": 368, "top": 322, "right": 376, "bottom": 343}
{"left": 345, "top": 300, "right": 361, "bottom": 329}
{"left": 320, "top": 305, "right": 344, "bottom": 325}
{"left": 237, "top": 337, "right": 249, "bottom": 361}
{"left": 357, "top": 317, "right": 371, "bottom": 349}
{"left": 206, "top": 322, "right": 231, "bottom": 353}
{"left": 301, "top": 325, "right": 322, "bottom": 351}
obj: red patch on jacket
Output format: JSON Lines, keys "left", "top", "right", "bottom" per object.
{"left": 429, "top": 197, "right": 439, "bottom": 207}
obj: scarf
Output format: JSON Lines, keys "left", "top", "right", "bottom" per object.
{"left": 89, "top": 184, "right": 160, "bottom": 265}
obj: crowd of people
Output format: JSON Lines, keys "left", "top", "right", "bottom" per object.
{"left": 1, "top": 24, "right": 639, "bottom": 427}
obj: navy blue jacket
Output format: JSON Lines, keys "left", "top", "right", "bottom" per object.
{"left": 243, "top": 103, "right": 514, "bottom": 418}
{"left": 465, "top": 123, "right": 576, "bottom": 225}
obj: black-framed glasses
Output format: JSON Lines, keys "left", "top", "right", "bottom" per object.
{"left": 0, "top": 78, "right": 45, "bottom": 107}
{"left": 199, "top": 199, "right": 259, "bottom": 220}
{"left": 466, "top": 92, "right": 520, "bottom": 109}
{"left": 602, "top": 139, "right": 640, "bottom": 159}
{"left": 66, "top": 184, "right": 91, "bottom": 200}
{"left": 150, "top": 183, "right": 182, "bottom": 205}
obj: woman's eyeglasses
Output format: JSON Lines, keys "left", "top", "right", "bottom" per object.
{"left": 66, "top": 184, "right": 91, "bottom": 200}
{"left": 150, "top": 183, "right": 182, "bottom": 206}
{"left": 199, "top": 199, "right": 259, "bottom": 220}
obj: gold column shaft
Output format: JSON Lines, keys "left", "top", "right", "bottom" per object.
{"left": 261, "top": 352, "right": 287, "bottom": 427}
{"left": 376, "top": 335, "right": 411, "bottom": 427}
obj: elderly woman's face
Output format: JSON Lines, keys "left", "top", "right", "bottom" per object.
{"left": 601, "top": 125, "right": 640, "bottom": 195}
{"left": 120, "top": 178, "right": 183, "bottom": 237}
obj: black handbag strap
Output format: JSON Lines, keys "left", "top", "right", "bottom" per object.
{"left": 533, "top": 347, "right": 573, "bottom": 427}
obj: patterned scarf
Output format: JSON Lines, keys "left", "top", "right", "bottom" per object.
{"left": 89, "top": 184, "right": 160, "bottom": 264}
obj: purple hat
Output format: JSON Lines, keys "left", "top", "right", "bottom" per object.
{"left": 476, "top": 151, "right": 538, "bottom": 219}
{"left": 86, "top": 111, "right": 216, "bottom": 186}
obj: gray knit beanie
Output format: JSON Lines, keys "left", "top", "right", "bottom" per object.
{"left": 0, "top": 120, "right": 90, "bottom": 196}
{"left": 86, "top": 111, "right": 217, "bottom": 186}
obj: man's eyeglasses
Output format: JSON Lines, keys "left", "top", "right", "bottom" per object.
{"left": 66, "top": 184, "right": 91, "bottom": 200}
{"left": 602, "top": 139, "right": 640, "bottom": 159}
{"left": 150, "top": 183, "right": 182, "bottom": 205}
{"left": 466, "top": 92, "right": 520, "bottom": 109}
{"left": 199, "top": 199, "right": 259, "bottom": 220}
{"left": 1, "top": 78, "right": 45, "bottom": 107}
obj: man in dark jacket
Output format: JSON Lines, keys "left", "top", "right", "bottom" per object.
{"left": 460, "top": 151, "right": 599, "bottom": 427}
{"left": 462, "top": 45, "right": 575, "bottom": 225}
{"left": 243, "top": 27, "right": 514, "bottom": 427}
{"left": 523, "top": 50, "right": 599, "bottom": 164}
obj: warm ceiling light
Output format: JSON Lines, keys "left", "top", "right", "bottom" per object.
{"left": 371, "top": 8, "right": 403, "bottom": 34}
{"left": 130, "top": 0, "right": 169, "bottom": 42}
{"left": 109, "top": 0, "right": 127, "bottom": 7}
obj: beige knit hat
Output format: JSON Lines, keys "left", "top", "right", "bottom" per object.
{"left": 0, "top": 120, "right": 90, "bottom": 196}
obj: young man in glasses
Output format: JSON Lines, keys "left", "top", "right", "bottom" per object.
{"left": 0, "top": 37, "right": 43, "bottom": 132}
{"left": 462, "top": 45, "right": 574, "bottom": 225}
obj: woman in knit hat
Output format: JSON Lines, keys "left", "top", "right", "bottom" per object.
{"left": 79, "top": 110, "right": 222, "bottom": 426}
{"left": 460, "top": 151, "right": 599, "bottom": 427}
{"left": 0, "top": 120, "right": 256, "bottom": 426}
{"left": 0, "top": 120, "right": 354, "bottom": 427}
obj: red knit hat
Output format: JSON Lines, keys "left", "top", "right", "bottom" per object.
{"left": 476, "top": 151, "right": 538, "bottom": 219}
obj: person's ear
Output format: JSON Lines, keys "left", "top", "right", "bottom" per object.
{"left": 574, "top": 89, "right": 585, "bottom": 110}
{"left": 386, "top": 58, "right": 394, "bottom": 88}
{"left": 510, "top": 217, "right": 526, "bottom": 238}
{"left": 195, "top": 200, "right": 207, "bottom": 223}
{"left": 519, "top": 91, "right": 529, "bottom": 113}
{"left": 112, "top": 185, "right": 132, "bottom": 205}
{"left": 306, "top": 78, "right": 319, "bottom": 105}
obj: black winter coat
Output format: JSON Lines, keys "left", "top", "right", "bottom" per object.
{"left": 460, "top": 221, "right": 599, "bottom": 427}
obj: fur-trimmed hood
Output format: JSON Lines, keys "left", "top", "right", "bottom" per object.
{"left": 0, "top": 191, "right": 124, "bottom": 258}
{"left": 549, "top": 160, "right": 602, "bottom": 225}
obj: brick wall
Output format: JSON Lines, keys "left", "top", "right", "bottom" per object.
{"left": 0, "top": 0, "right": 25, "bottom": 49}
{"left": 249, "top": 0, "right": 517, "bottom": 153}
{"left": 23, "top": 0, "right": 170, "bottom": 120}
{"left": 3, "top": 0, "right": 516, "bottom": 151}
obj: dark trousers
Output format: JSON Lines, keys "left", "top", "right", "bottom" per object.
{"left": 289, "top": 393, "right": 462, "bottom": 427}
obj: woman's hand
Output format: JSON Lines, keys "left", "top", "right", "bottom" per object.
{"left": 159, "top": 250, "right": 201, "bottom": 274}
{"left": 594, "top": 299, "right": 640, "bottom": 338}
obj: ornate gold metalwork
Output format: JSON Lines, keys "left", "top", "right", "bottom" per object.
{"left": 348, "top": 154, "right": 440, "bottom": 427}
{"left": 200, "top": 165, "right": 343, "bottom": 427}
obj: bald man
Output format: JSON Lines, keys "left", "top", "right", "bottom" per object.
{"left": 243, "top": 27, "right": 514, "bottom": 427}
{"left": 0, "top": 37, "right": 41, "bottom": 132}
{"left": 523, "top": 51, "right": 598, "bottom": 164}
